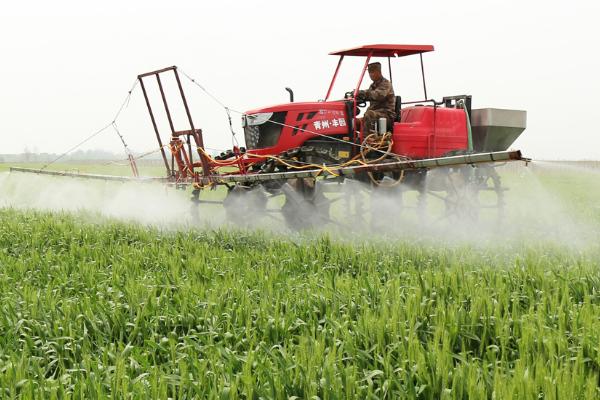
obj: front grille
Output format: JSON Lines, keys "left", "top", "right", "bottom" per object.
{"left": 243, "top": 112, "right": 287, "bottom": 150}
{"left": 244, "top": 125, "right": 260, "bottom": 149}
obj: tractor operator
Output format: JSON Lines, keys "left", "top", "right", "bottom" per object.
{"left": 357, "top": 62, "right": 395, "bottom": 134}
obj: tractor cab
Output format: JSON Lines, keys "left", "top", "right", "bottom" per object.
{"left": 242, "top": 44, "right": 526, "bottom": 165}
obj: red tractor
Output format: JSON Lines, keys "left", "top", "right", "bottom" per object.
{"left": 214, "top": 44, "right": 526, "bottom": 228}
{"left": 131, "top": 44, "right": 528, "bottom": 229}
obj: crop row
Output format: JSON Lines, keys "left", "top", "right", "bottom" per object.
{"left": 0, "top": 209, "right": 599, "bottom": 399}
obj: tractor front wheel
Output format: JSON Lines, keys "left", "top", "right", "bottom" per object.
{"left": 223, "top": 184, "right": 268, "bottom": 226}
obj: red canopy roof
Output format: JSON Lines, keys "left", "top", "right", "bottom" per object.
{"left": 329, "top": 44, "right": 434, "bottom": 57}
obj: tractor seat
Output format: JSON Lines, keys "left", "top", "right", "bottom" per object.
{"left": 394, "top": 95, "right": 402, "bottom": 122}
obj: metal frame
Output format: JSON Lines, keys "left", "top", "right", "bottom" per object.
{"left": 11, "top": 150, "right": 529, "bottom": 187}
{"left": 194, "top": 150, "right": 526, "bottom": 185}
{"left": 420, "top": 53, "right": 428, "bottom": 100}
{"left": 324, "top": 55, "right": 344, "bottom": 101}
{"left": 9, "top": 167, "right": 166, "bottom": 183}
{"left": 324, "top": 49, "right": 433, "bottom": 145}
{"left": 137, "top": 66, "right": 212, "bottom": 178}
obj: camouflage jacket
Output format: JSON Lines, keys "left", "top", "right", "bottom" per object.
{"left": 359, "top": 77, "right": 395, "bottom": 118}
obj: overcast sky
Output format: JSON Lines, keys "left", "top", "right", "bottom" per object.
{"left": 1, "top": 0, "right": 598, "bottom": 160}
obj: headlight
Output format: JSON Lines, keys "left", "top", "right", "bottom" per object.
{"left": 245, "top": 112, "right": 273, "bottom": 127}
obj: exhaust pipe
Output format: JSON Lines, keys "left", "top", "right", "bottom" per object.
{"left": 285, "top": 87, "right": 294, "bottom": 102}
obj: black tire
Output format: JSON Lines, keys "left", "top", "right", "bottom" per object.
{"left": 281, "top": 179, "right": 330, "bottom": 230}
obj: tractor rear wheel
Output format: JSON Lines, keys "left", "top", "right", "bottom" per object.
{"left": 430, "top": 164, "right": 505, "bottom": 224}
{"left": 281, "top": 178, "right": 331, "bottom": 230}
{"left": 442, "top": 167, "right": 481, "bottom": 222}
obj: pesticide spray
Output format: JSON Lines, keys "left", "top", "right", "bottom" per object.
{"left": 1, "top": 161, "right": 598, "bottom": 249}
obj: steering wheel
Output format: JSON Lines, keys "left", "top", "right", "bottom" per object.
{"left": 344, "top": 91, "right": 367, "bottom": 107}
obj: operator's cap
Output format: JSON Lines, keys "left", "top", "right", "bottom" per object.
{"left": 367, "top": 62, "right": 381, "bottom": 72}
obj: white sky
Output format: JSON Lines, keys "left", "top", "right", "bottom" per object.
{"left": 1, "top": 0, "right": 599, "bottom": 160}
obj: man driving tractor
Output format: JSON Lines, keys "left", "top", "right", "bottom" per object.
{"left": 357, "top": 62, "right": 395, "bottom": 134}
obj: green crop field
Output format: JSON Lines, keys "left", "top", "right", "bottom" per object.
{"left": 1, "top": 162, "right": 600, "bottom": 399}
